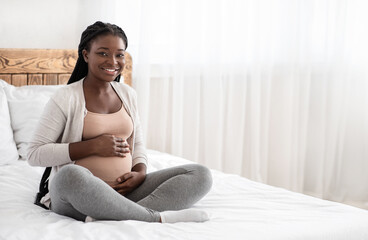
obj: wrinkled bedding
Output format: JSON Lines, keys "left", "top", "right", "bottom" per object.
{"left": 1, "top": 150, "right": 368, "bottom": 240}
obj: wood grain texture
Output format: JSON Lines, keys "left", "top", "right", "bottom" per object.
{"left": 0, "top": 74, "right": 11, "bottom": 84}
{"left": 28, "top": 74, "right": 43, "bottom": 85}
{"left": 11, "top": 74, "right": 27, "bottom": 86}
{"left": 44, "top": 74, "right": 58, "bottom": 85}
{"left": 58, "top": 74, "right": 71, "bottom": 85}
{"left": 0, "top": 49, "right": 77, "bottom": 74}
{"left": 122, "top": 53, "right": 132, "bottom": 86}
{"left": 0, "top": 48, "right": 132, "bottom": 87}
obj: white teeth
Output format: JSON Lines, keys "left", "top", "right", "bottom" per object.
{"left": 104, "top": 68, "right": 115, "bottom": 72}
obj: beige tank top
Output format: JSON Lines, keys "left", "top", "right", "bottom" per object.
{"left": 75, "top": 104, "right": 133, "bottom": 184}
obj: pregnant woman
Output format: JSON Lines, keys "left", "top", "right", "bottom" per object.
{"left": 27, "top": 21, "right": 212, "bottom": 223}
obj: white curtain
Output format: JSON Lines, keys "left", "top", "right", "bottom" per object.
{"left": 114, "top": 0, "right": 368, "bottom": 209}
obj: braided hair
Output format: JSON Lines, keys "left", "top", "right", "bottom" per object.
{"left": 67, "top": 21, "right": 128, "bottom": 85}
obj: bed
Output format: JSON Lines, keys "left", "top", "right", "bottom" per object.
{"left": 1, "top": 48, "right": 368, "bottom": 240}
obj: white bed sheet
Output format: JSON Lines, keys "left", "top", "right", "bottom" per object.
{"left": 1, "top": 150, "right": 367, "bottom": 240}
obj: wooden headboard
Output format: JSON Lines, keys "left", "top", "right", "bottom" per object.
{"left": 0, "top": 48, "right": 132, "bottom": 86}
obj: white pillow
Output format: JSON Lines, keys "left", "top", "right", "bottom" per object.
{"left": 4, "top": 83, "right": 62, "bottom": 160}
{"left": 0, "top": 82, "right": 19, "bottom": 165}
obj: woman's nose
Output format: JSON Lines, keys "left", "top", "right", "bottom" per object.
{"left": 107, "top": 55, "right": 117, "bottom": 65}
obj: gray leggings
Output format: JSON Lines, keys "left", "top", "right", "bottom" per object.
{"left": 49, "top": 164, "right": 212, "bottom": 222}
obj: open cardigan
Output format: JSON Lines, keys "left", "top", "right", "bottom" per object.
{"left": 27, "top": 78, "right": 147, "bottom": 207}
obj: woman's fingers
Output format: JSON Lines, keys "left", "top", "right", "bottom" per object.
{"left": 115, "top": 152, "right": 126, "bottom": 157}
{"left": 114, "top": 137, "right": 130, "bottom": 148}
{"left": 94, "top": 135, "right": 130, "bottom": 157}
{"left": 111, "top": 136, "right": 130, "bottom": 157}
{"left": 115, "top": 148, "right": 126, "bottom": 157}
{"left": 114, "top": 137, "right": 125, "bottom": 144}
{"left": 117, "top": 172, "right": 133, "bottom": 183}
{"left": 115, "top": 146, "right": 129, "bottom": 154}
{"left": 117, "top": 145, "right": 130, "bottom": 151}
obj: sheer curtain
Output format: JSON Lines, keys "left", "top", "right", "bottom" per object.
{"left": 115, "top": 0, "right": 368, "bottom": 208}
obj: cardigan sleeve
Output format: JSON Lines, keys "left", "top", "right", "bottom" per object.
{"left": 130, "top": 89, "right": 148, "bottom": 168}
{"left": 27, "top": 98, "right": 72, "bottom": 167}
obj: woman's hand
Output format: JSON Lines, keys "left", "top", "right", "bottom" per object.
{"left": 111, "top": 163, "right": 147, "bottom": 195}
{"left": 92, "top": 134, "right": 130, "bottom": 157}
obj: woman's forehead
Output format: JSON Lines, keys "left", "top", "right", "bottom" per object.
{"left": 90, "top": 34, "right": 126, "bottom": 50}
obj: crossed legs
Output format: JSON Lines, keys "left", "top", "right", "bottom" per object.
{"left": 49, "top": 163, "right": 212, "bottom": 222}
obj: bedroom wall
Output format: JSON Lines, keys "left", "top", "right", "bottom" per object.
{"left": 1, "top": 0, "right": 78, "bottom": 48}
{"left": 0, "top": 0, "right": 137, "bottom": 50}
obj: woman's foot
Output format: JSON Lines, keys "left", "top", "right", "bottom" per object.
{"left": 160, "top": 209, "right": 209, "bottom": 223}
{"left": 85, "top": 216, "right": 95, "bottom": 222}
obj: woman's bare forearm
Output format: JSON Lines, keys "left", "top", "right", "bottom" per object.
{"left": 132, "top": 163, "right": 147, "bottom": 174}
{"left": 69, "top": 139, "right": 97, "bottom": 161}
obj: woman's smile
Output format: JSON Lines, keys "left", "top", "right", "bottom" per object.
{"left": 101, "top": 67, "right": 121, "bottom": 76}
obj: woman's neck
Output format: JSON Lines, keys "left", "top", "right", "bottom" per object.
{"left": 83, "top": 76, "right": 112, "bottom": 94}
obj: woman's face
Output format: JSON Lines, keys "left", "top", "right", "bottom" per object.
{"left": 82, "top": 34, "right": 126, "bottom": 83}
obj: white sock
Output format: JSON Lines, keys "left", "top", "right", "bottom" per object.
{"left": 85, "top": 216, "right": 95, "bottom": 223}
{"left": 160, "top": 209, "right": 210, "bottom": 223}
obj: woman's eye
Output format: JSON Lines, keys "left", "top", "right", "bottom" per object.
{"left": 98, "top": 52, "right": 108, "bottom": 56}
{"left": 117, "top": 54, "right": 125, "bottom": 58}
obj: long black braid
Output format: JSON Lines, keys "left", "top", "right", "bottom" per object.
{"left": 67, "top": 21, "right": 128, "bottom": 85}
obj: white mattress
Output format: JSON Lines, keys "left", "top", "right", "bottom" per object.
{"left": 1, "top": 150, "right": 367, "bottom": 240}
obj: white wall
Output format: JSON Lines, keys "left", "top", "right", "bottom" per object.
{"left": 0, "top": 0, "right": 137, "bottom": 49}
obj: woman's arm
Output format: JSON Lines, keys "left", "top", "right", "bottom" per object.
{"left": 27, "top": 99, "right": 70, "bottom": 167}
{"left": 69, "top": 135, "right": 130, "bottom": 160}
{"left": 68, "top": 139, "right": 96, "bottom": 160}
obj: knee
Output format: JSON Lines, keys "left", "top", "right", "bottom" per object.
{"left": 52, "top": 165, "right": 92, "bottom": 190}
{"left": 191, "top": 164, "right": 213, "bottom": 193}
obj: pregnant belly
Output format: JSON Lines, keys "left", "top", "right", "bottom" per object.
{"left": 75, "top": 154, "right": 132, "bottom": 183}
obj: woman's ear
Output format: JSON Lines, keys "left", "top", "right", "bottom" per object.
{"left": 82, "top": 49, "right": 88, "bottom": 63}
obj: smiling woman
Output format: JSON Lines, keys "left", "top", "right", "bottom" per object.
{"left": 27, "top": 21, "right": 213, "bottom": 224}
